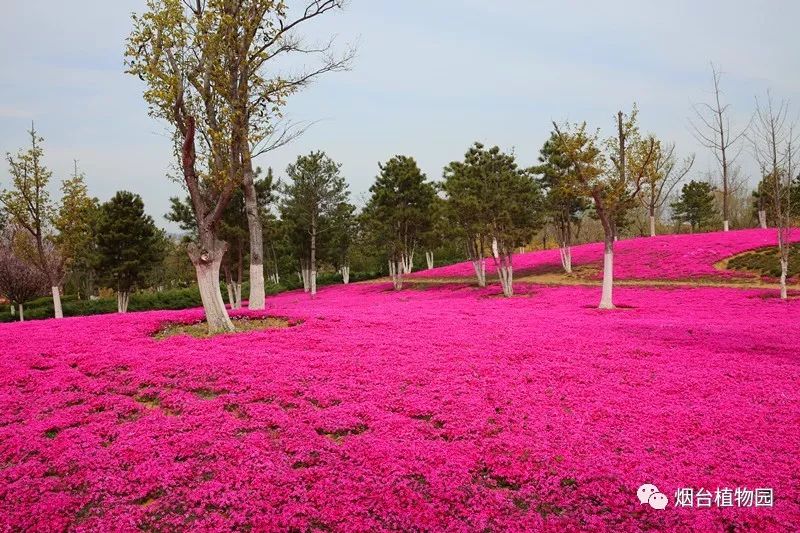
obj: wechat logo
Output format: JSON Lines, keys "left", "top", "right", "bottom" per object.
{"left": 638, "top": 484, "right": 668, "bottom": 510}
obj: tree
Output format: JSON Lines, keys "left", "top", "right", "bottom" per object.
{"left": 553, "top": 107, "right": 656, "bottom": 309}
{"left": 54, "top": 162, "right": 100, "bottom": 298}
{"left": 279, "top": 152, "right": 350, "bottom": 296}
{"left": 443, "top": 143, "right": 542, "bottom": 296}
{"left": 363, "top": 156, "right": 436, "bottom": 290}
{"left": 0, "top": 249, "right": 48, "bottom": 322}
{"left": 126, "top": 0, "right": 242, "bottom": 332}
{"left": 0, "top": 125, "right": 64, "bottom": 318}
{"left": 534, "top": 133, "right": 590, "bottom": 273}
{"left": 689, "top": 63, "right": 749, "bottom": 232}
{"left": 748, "top": 91, "right": 795, "bottom": 299}
{"left": 95, "top": 191, "right": 165, "bottom": 312}
{"left": 216, "top": 0, "right": 353, "bottom": 310}
{"left": 637, "top": 140, "right": 694, "bottom": 236}
{"left": 671, "top": 180, "right": 718, "bottom": 233}
{"left": 324, "top": 200, "right": 357, "bottom": 284}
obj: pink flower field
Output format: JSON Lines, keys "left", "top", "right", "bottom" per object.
{"left": 1, "top": 278, "right": 799, "bottom": 530}
{"left": 412, "top": 228, "right": 800, "bottom": 281}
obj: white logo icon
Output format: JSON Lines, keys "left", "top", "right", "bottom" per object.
{"left": 638, "top": 484, "right": 668, "bottom": 510}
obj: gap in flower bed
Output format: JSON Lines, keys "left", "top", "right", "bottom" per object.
{"left": 153, "top": 316, "right": 294, "bottom": 340}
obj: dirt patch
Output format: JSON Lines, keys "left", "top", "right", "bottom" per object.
{"left": 153, "top": 317, "right": 293, "bottom": 340}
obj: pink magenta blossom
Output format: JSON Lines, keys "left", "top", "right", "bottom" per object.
{"left": 1, "top": 276, "right": 799, "bottom": 531}
{"left": 413, "top": 228, "right": 800, "bottom": 281}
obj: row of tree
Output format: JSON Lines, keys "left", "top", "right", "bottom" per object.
{"left": 0, "top": 131, "right": 166, "bottom": 318}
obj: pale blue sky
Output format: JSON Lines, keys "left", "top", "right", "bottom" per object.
{"left": 2, "top": 1, "right": 798, "bottom": 231}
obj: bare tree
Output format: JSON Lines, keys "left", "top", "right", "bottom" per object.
{"left": 748, "top": 91, "right": 795, "bottom": 299}
{"left": 689, "top": 63, "right": 749, "bottom": 232}
{"left": 638, "top": 140, "right": 694, "bottom": 236}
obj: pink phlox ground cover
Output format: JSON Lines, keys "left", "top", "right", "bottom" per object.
{"left": 412, "top": 228, "right": 800, "bottom": 281}
{"left": 1, "top": 281, "right": 799, "bottom": 531}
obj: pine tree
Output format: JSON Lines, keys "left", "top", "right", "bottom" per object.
{"left": 363, "top": 156, "right": 436, "bottom": 290}
{"left": 671, "top": 180, "right": 718, "bottom": 232}
{"left": 95, "top": 191, "right": 164, "bottom": 312}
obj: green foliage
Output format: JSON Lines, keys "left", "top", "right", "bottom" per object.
{"left": 443, "top": 142, "right": 544, "bottom": 257}
{"left": 0, "top": 126, "right": 54, "bottom": 239}
{"left": 363, "top": 155, "right": 436, "bottom": 260}
{"left": 534, "top": 132, "right": 590, "bottom": 243}
{"left": 94, "top": 191, "right": 165, "bottom": 292}
{"left": 752, "top": 171, "right": 800, "bottom": 226}
{"left": 0, "top": 269, "right": 383, "bottom": 323}
{"left": 279, "top": 151, "right": 352, "bottom": 264}
{"left": 727, "top": 244, "right": 800, "bottom": 278}
{"left": 54, "top": 168, "right": 100, "bottom": 297}
{"left": 671, "top": 180, "right": 719, "bottom": 231}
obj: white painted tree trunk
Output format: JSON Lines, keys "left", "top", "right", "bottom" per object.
{"left": 310, "top": 222, "right": 317, "bottom": 297}
{"left": 723, "top": 220, "right": 730, "bottom": 232}
{"left": 400, "top": 251, "right": 414, "bottom": 274}
{"left": 248, "top": 264, "right": 265, "bottom": 310}
{"left": 301, "top": 267, "right": 310, "bottom": 292}
{"left": 188, "top": 240, "right": 235, "bottom": 334}
{"left": 117, "top": 291, "right": 130, "bottom": 313}
{"left": 243, "top": 168, "right": 265, "bottom": 311}
{"left": 497, "top": 260, "right": 514, "bottom": 297}
{"left": 559, "top": 246, "right": 572, "bottom": 273}
{"left": 389, "top": 259, "right": 403, "bottom": 290}
{"left": 51, "top": 286, "right": 63, "bottom": 319}
{"left": 425, "top": 251, "right": 434, "bottom": 270}
{"left": 226, "top": 283, "right": 235, "bottom": 308}
{"left": 10, "top": 305, "right": 14, "bottom": 316}
{"left": 599, "top": 242, "right": 615, "bottom": 309}
{"left": 18, "top": 304, "right": 24, "bottom": 322}
{"left": 471, "top": 259, "right": 487, "bottom": 287}
{"left": 758, "top": 210, "right": 767, "bottom": 229}
{"left": 234, "top": 283, "right": 242, "bottom": 308}
{"left": 649, "top": 215, "right": 656, "bottom": 237}
{"left": 780, "top": 257, "right": 788, "bottom": 300}
{"left": 491, "top": 238, "right": 499, "bottom": 260}
{"left": 341, "top": 265, "right": 350, "bottom": 284}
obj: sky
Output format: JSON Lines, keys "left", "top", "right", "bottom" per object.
{"left": 1, "top": 1, "right": 799, "bottom": 232}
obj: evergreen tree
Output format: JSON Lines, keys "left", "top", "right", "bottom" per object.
{"left": 363, "top": 155, "right": 436, "bottom": 290}
{"left": 671, "top": 180, "right": 718, "bottom": 232}
{"left": 442, "top": 142, "right": 543, "bottom": 296}
{"left": 54, "top": 164, "right": 100, "bottom": 298}
{"left": 95, "top": 191, "right": 164, "bottom": 312}
{"left": 534, "top": 133, "right": 590, "bottom": 272}
{"left": 279, "top": 151, "right": 350, "bottom": 296}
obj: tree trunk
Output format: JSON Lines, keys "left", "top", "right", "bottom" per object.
{"left": 780, "top": 257, "right": 788, "bottom": 300}
{"left": 723, "top": 220, "right": 729, "bottom": 232}
{"left": 243, "top": 168, "right": 265, "bottom": 310}
{"left": 649, "top": 214, "right": 656, "bottom": 237}
{"left": 497, "top": 253, "right": 514, "bottom": 297}
{"left": 559, "top": 246, "right": 572, "bottom": 274}
{"left": 10, "top": 305, "right": 14, "bottom": 316}
{"left": 310, "top": 220, "right": 317, "bottom": 297}
{"left": 117, "top": 291, "right": 130, "bottom": 313}
{"left": 341, "top": 265, "right": 350, "bottom": 284}
{"left": 188, "top": 238, "right": 235, "bottom": 334}
{"left": 599, "top": 238, "right": 615, "bottom": 309}
{"left": 758, "top": 210, "right": 767, "bottom": 229}
{"left": 389, "top": 259, "right": 403, "bottom": 290}
{"left": 18, "top": 303, "right": 24, "bottom": 322}
{"left": 426, "top": 251, "right": 434, "bottom": 270}
{"left": 224, "top": 265, "right": 235, "bottom": 308}
{"left": 51, "top": 286, "right": 63, "bottom": 319}
{"left": 471, "top": 259, "right": 486, "bottom": 287}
